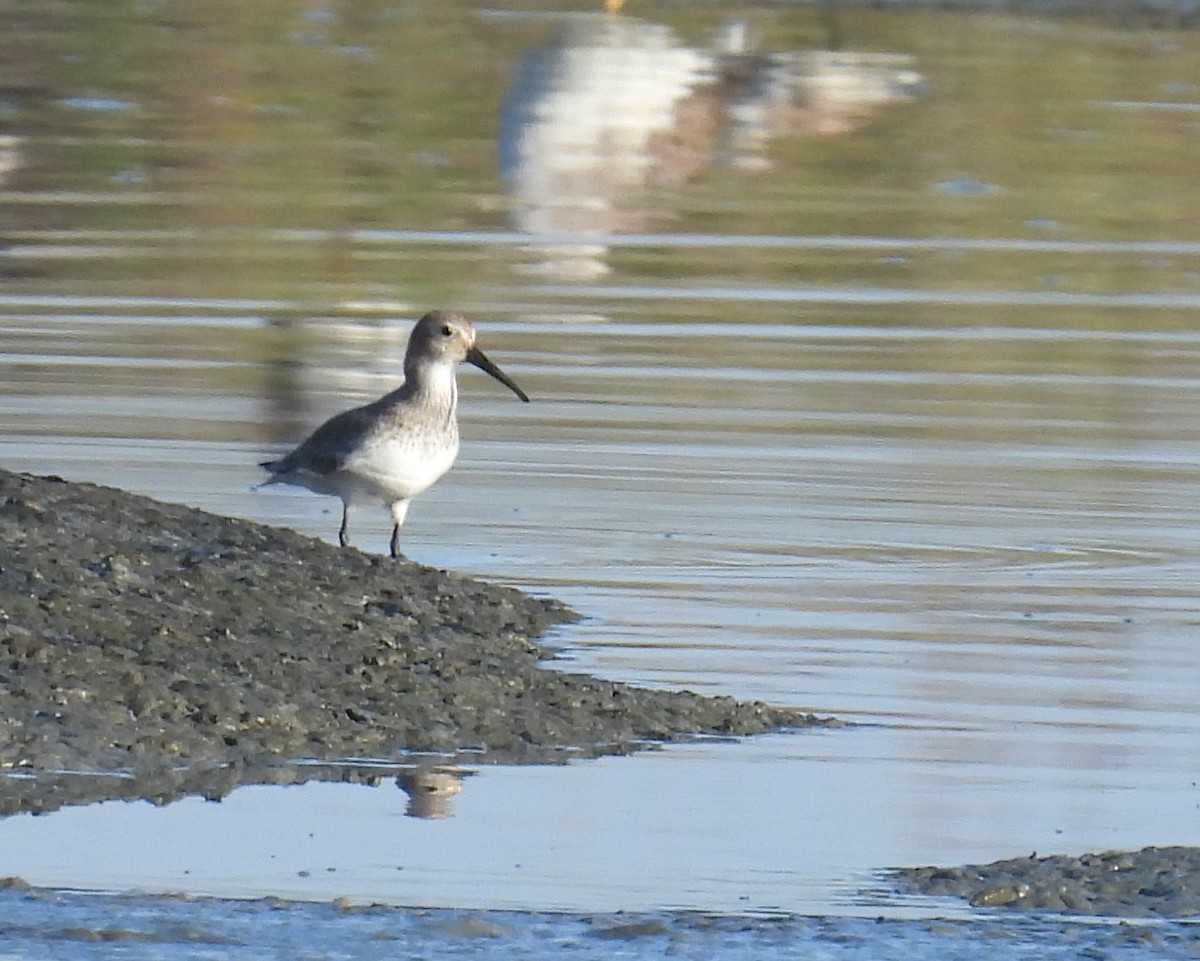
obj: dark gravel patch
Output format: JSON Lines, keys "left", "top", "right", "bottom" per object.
{"left": 0, "top": 468, "right": 832, "bottom": 814}
{"left": 894, "top": 846, "right": 1200, "bottom": 918}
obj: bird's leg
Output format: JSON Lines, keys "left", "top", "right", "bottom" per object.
{"left": 388, "top": 500, "right": 411, "bottom": 560}
{"left": 339, "top": 504, "right": 350, "bottom": 548}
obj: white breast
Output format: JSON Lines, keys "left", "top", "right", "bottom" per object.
{"left": 341, "top": 430, "right": 460, "bottom": 504}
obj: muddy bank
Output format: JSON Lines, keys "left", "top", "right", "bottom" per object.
{"left": 894, "top": 846, "right": 1200, "bottom": 918}
{"left": 1, "top": 885, "right": 1198, "bottom": 961}
{"left": 0, "top": 468, "right": 831, "bottom": 814}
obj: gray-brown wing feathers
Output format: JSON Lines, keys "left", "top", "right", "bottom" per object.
{"left": 261, "top": 401, "right": 397, "bottom": 477}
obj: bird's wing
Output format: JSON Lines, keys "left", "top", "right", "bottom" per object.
{"left": 270, "top": 402, "right": 388, "bottom": 476}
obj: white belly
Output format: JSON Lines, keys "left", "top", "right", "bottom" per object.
{"left": 340, "top": 433, "right": 460, "bottom": 505}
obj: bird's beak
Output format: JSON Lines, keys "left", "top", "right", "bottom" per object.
{"left": 467, "top": 346, "right": 530, "bottom": 402}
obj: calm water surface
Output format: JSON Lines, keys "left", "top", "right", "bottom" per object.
{"left": 1, "top": 1, "right": 1200, "bottom": 919}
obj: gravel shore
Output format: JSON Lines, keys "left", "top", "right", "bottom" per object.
{"left": 4, "top": 885, "right": 1200, "bottom": 961}
{"left": 894, "top": 846, "right": 1200, "bottom": 918}
{"left": 0, "top": 468, "right": 830, "bottom": 814}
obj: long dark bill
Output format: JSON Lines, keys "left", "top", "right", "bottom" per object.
{"left": 467, "top": 346, "right": 530, "bottom": 402}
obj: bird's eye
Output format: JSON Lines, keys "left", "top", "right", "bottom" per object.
{"left": 441, "top": 324, "right": 453, "bottom": 337}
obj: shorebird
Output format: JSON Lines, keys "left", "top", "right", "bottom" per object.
{"left": 260, "top": 310, "right": 529, "bottom": 558}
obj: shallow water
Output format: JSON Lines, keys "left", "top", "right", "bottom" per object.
{"left": 2, "top": 0, "right": 1200, "bottom": 927}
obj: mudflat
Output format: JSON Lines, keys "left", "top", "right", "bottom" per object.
{"left": 0, "top": 468, "right": 830, "bottom": 814}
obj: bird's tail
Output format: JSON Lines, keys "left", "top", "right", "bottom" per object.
{"left": 254, "top": 459, "right": 286, "bottom": 491}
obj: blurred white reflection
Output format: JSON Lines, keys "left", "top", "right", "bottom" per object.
{"left": 0, "top": 134, "right": 22, "bottom": 185}
{"left": 498, "top": 15, "right": 921, "bottom": 279}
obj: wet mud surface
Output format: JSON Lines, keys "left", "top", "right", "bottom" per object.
{"left": 2, "top": 883, "right": 1200, "bottom": 961}
{"left": 895, "top": 846, "right": 1200, "bottom": 918}
{"left": 0, "top": 468, "right": 830, "bottom": 814}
